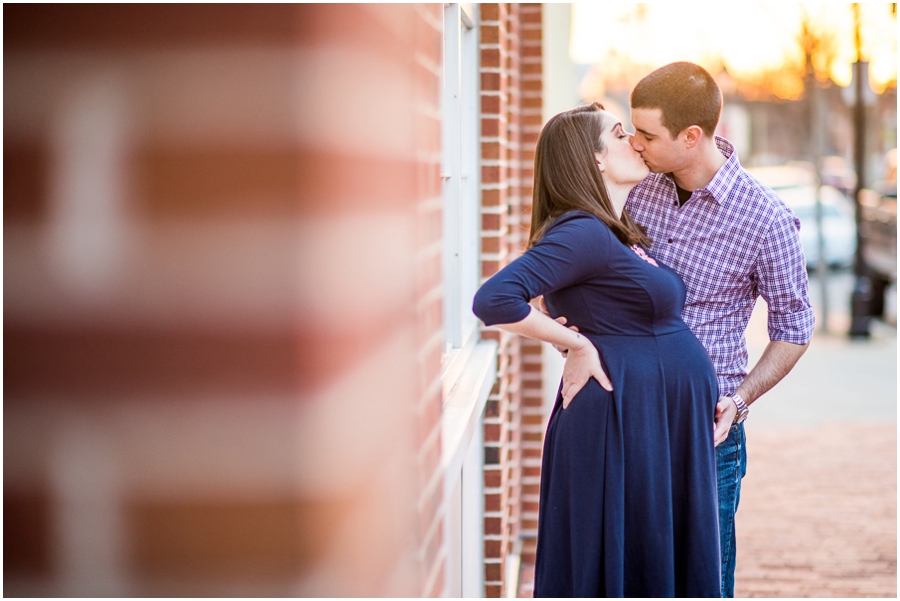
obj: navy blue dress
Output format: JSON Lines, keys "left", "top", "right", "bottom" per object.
{"left": 473, "top": 211, "right": 720, "bottom": 598}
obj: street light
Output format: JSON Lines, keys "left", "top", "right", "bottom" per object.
{"left": 848, "top": 3, "right": 872, "bottom": 338}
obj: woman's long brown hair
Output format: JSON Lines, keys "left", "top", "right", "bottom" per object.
{"left": 527, "top": 102, "right": 651, "bottom": 249}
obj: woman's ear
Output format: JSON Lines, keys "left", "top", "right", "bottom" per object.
{"left": 594, "top": 151, "right": 606, "bottom": 172}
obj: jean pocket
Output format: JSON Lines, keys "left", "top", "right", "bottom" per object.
{"left": 716, "top": 427, "right": 742, "bottom": 479}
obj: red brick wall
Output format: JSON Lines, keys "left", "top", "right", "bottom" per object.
{"left": 517, "top": 4, "right": 546, "bottom": 573}
{"left": 479, "top": 4, "right": 544, "bottom": 597}
{"left": 412, "top": 5, "right": 449, "bottom": 597}
{"left": 4, "top": 4, "right": 441, "bottom": 597}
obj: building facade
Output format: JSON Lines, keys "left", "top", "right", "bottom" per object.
{"left": 4, "top": 4, "right": 571, "bottom": 596}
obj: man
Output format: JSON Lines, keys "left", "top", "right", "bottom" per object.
{"left": 548, "top": 62, "right": 814, "bottom": 597}
{"left": 628, "top": 62, "right": 813, "bottom": 597}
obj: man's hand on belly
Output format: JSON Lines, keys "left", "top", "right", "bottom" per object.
{"left": 713, "top": 398, "right": 738, "bottom": 446}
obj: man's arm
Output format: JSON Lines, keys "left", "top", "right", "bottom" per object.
{"left": 714, "top": 208, "right": 815, "bottom": 445}
{"left": 734, "top": 340, "right": 809, "bottom": 405}
{"left": 713, "top": 340, "right": 809, "bottom": 444}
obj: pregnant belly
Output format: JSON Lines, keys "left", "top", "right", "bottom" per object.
{"left": 590, "top": 330, "right": 717, "bottom": 394}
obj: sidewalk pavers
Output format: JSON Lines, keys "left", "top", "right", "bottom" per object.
{"left": 734, "top": 423, "right": 896, "bottom": 598}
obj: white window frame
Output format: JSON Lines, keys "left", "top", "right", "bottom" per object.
{"left": 441, "top": 1, "right": 479, "bottom": 359}
{"left": 439, "top": 4, "right": 496, "bottom": 598}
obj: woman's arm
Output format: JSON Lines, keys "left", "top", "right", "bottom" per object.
{"left": 490, "top": 305, "right": 613, "bottom": 407}
{"left": 472, "top": 213, "right": 614, "bottom": 406}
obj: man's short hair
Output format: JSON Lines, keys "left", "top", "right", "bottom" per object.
{"left": 630, "top": 62, "right": 722, "bottom": 139}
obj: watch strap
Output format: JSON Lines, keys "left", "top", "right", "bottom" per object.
{"left": 731, "top": 392, "right": 749, "bottom": 424}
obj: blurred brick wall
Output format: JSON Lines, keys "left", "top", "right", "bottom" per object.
{"left": 478, "top": 4, "right": 544, "bottom": 597}
{"left": 412, "top": 5, "right": 449, "bottom": 597}
{"left": 4, "top": 4, "right": 440, "bottom": 596}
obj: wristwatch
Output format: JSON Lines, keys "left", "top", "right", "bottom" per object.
{"left": 730, "top": 392, "right": 749, "bottom": 424}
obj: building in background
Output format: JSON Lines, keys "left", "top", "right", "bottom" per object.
{"left": 4, "top": 4, "right": 576, "bottom": 597}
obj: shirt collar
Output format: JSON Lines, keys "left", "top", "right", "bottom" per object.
{"left": 663, "top": 136, "right": 741, "bottom": 207}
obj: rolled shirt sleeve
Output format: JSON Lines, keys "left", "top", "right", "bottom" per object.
{"left": 756, "top": 209, "right": 815, "bottom": 345}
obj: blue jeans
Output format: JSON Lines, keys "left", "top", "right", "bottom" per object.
{"left": 716, "top": 423, "right": 747, "bottom": 598}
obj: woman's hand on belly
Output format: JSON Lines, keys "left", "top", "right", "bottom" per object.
{"left": 536, "top": 296, "right": 579, "bottom": 358}
{"left": 562, "top": 340, "right": 613, "bottom": 408}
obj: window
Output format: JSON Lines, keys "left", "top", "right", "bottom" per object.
{"left": 439, "top": 4, "right": 496, "bottom": 598}
{"left": 441, "top": 1, "right": 479, "bottom": 356}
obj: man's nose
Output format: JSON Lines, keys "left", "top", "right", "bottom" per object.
{"left": 629, "top": 135, "right": 642, "bottom": 151}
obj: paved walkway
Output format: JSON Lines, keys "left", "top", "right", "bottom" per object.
{"left": 734, "top": 273, "right": 897, "bottom": 597}
{"left": 518, "top": 272, "right": 897, "bottom": 598}
{"left": 734, "top": 422, "right": 896, "bottom": 597}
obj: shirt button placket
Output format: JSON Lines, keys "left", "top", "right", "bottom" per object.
{"left": 668, "top": 200, "right": 678, "bottom": 245}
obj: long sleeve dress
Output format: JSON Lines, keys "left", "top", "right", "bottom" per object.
{"left": 473, "top": 211, "right": 721, "bottom": 598}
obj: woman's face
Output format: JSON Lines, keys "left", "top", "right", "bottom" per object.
{"left": 595, "top": 110, "right": 650, "bottom": 187}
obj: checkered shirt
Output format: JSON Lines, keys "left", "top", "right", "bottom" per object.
{"left": 625, "top": 136, "right": 815, "bottom": 397}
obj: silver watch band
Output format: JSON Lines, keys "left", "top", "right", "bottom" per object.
{"left": 731, "top": 392, "right": 749, "bottom": 424}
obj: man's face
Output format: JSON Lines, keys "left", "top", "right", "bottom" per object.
{"left": 629, "top": 107, "right": 686, "bottom": 174}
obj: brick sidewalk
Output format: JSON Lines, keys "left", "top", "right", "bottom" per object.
{"left": 734, "top": 422, "right": 897, "bottom": 598}
{"left": 517, "top": 422, "right": 897, "bottom": 597}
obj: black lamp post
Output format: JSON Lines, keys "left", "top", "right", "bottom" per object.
{"left": 848, "top": 3, "right": 872, "bottom": 338}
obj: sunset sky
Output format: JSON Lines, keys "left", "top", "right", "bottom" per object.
{"left": 570, "top": 3, "right": 897, "bottom": 99}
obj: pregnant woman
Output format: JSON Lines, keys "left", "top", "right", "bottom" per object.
{"left": 473, "top": 103, "right": 720, "bottom": 597}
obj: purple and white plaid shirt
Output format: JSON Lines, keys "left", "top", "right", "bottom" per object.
{"left": 625, "top": 137, "right": 815, "bottom": 396}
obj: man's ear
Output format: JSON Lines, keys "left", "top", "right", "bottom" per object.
{"left": 683, "top": 125, "right": 703, "bottom": 149}
{"left": 594, "top": 151, "right": 606, "bottom": 172}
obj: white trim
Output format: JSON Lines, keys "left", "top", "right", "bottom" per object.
{"left": 441, "top": 3, "right": 463, "bottom": 348}
{"left": 460, "top": 4, "right": 474, "bottom": 30}
{"left": 505, "top": 537, "right": 523, "bottom": 598}
{"left": 441, "top": 339, "right": 496, "bottom": 598}
{"left": 441, "top": 339, "right": 497, "bottom": 477}
{"left": 441, "top": 324, "right": 477, "bottom": 394}
{"left": 440, "top": 5, "right": 488, "bottom": 597}
{"left": 441, "top": 2, "right": 480, "bottom": 352}
{"left": 460, "top": 406, "right": 484, "bottom": 597}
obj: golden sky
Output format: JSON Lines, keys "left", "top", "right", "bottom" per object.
{"left": 570, "top": 3, "right": 897, "bottom": 99}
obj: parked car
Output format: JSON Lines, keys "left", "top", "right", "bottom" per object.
{"left": 860, "top": 189, "right": 897, "bottom": 282}
{"left": 747, "top": 164, "right": 857, "bottom": 270}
